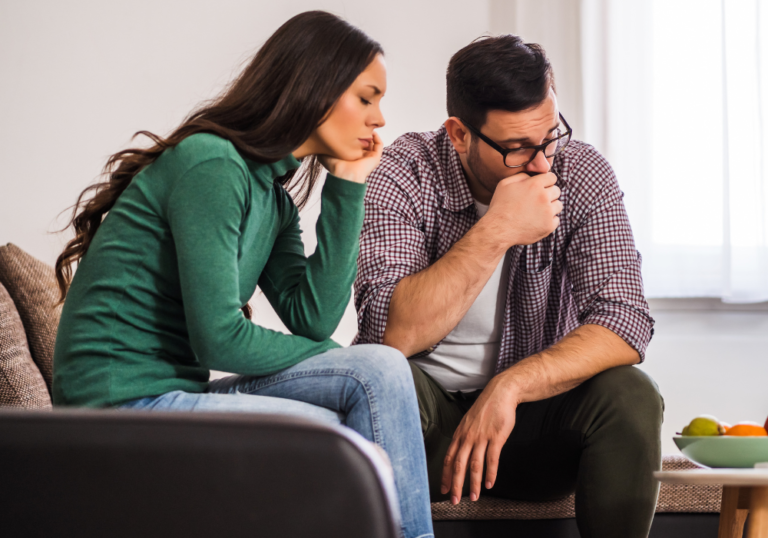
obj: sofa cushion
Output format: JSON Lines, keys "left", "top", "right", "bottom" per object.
{"left": 0, "top": 243, "right": 61, "bottom": 394}
{"left": 430, "top": 455, "right": 721, "bottom": 520}
{"left": 0, "top": 281, "right": 52, "bottom": 408}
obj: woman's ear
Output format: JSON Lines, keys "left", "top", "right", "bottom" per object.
{"left": 444, "top": 117, "right": 471, "bottom": 155}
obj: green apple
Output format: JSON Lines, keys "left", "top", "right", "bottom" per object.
{"left": 682, "top": 415, "right": 721, "bottom": 436}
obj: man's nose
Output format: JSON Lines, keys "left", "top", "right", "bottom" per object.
{"left": 524, "top": 150, "right": 551, "bottom": 174}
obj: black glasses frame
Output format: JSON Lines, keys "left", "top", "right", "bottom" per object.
{"left": 461, "top": 113, "right": 573, "bottom": 168}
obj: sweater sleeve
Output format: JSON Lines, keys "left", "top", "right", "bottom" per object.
{"left": 166, "top": 157, "right": 339, "bottom": 375}
{"left": 258, "top": 174, "right": 367, "bottom": 341}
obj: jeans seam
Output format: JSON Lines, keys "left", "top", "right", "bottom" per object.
{"left": 226, "top": 369, "right": 384, "bottom": 447}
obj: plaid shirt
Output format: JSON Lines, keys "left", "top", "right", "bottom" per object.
{"left": 353, "top": 126, "right": 654, "bottom": 371}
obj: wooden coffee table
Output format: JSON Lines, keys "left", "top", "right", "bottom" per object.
{"left": 655, "top": 469, "right": 768, "bottom": 538}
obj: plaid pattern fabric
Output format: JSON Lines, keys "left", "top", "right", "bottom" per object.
{"left": 353, "top": 127, "right": 654, "bottom": 370}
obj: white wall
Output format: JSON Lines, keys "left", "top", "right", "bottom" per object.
{"left": 489, "top": 0, "right": 585, "bottom": 138}
{"left": 0, "top": 0, "right": 490, "bottom": 265}
{"left": 641, "top": 300, "right": 768, "bottom": 454}
{"left": 0, "top": 0, "right": 489, "bottom": 349}
{"left": 2, "top": 0, "right": 766, "bottom": 458}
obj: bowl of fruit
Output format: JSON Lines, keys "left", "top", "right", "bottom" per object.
{"left": 674, "top": 415, "right": 768, "bottom": 468}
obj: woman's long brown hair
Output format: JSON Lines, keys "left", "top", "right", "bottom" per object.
{"left": 55, "top": 10, "right": 383, "bottom": 306}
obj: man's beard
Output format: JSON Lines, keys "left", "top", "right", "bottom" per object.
{"left": 466, "top": 140, "right": 502, "bottom": 197}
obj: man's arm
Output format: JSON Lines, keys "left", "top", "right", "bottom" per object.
{"left": 440, "top": 145, "right": 654, "bottom": 505}
{"left": 440, "top": 324, "right": 639, "bottom": 504}
{"left": 383, "top": 171, "right": 563, "bottom": 356}
{"left": 382, "top": 219, "right": 505, "bottom": 355}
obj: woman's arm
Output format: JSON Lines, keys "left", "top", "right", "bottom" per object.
{"left": 258, "top": 174, "right": 366, "bottom": 341}
{"left": 260, "top": 133, "right": 383, "bottom": 340}
{"left": 167, "top": 156, "right": 339, "bottom": 375}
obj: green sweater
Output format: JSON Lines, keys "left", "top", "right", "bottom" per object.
{"left": 53, "top": 133, "right": 366, "bottom": 408}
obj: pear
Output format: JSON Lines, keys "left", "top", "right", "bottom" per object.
{"left": 682, "top": 415, "right": 721, "bottom": 436}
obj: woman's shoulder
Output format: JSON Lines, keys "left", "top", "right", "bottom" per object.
{"left": 170, "top": 133, "right": 247, "bottom": 173}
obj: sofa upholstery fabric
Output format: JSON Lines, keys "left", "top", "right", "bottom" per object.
{"left": 0, "top": 243, "right": 61, "bottom": 393}
{"left": 0, "top": 282, "right": 51, "bottom": 408}
{"left": 431, "top": 455, "right": 720, "bottom": 520}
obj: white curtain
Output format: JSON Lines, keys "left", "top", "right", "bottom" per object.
{"left": 580, "top": 0, "right": 768, "bottom": 302}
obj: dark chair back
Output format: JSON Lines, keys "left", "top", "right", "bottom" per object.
{"left": 0, "top": 409, "right": 401, "bottom": 538}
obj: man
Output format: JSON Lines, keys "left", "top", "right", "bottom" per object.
{"left": 354, "top": 35, "right": 663, "bottom": 537}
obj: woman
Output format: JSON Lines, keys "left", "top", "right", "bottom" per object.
{"left": 53, "top": 11, "right": 433, "bottom": 538}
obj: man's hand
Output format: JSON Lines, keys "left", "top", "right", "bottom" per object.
{"left": 440, "top": 373, "right": 519, "bottom": 505}
{"left": 440, "top": 325, "right": 640, "bottom": 505}
{"left": 318, "top": 132, "right": 384, "bottom": 184}
{"left": 484, "top": 171, "right": 562, "bottom": 247}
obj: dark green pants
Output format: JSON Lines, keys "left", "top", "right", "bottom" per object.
{"left": 410, "top": 363, "right": 664, "bottom": 538}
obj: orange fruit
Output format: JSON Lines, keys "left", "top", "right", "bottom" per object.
{"left": 724, "top": 422, "right": 768, "bottom": 436}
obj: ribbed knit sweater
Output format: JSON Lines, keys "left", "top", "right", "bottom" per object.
{"left": 53, "top": 133, "right": 366, "bottom": 407}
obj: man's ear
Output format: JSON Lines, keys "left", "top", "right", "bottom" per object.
{"left": 444, "top": 117, "right": 471, "bottom": 155}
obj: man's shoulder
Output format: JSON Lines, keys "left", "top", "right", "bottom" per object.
{"left": 556, "top": 140, "right": 626, "bottom": 227}
{"left": 375, "top": 128, "right": 451, "bottom": 179}
{"left": 556, "top": 139, "right": 616, "bottom": 187}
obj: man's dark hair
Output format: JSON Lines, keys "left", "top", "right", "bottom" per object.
{"left": 446, "top": 35, "right": 555, "bottom": 128}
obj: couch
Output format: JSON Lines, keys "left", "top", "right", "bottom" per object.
{"left": 0, "top": 243, "right": 401, "bottom": 537}
{"left": 0, "top": 243, "right": 722, "bottom": 537}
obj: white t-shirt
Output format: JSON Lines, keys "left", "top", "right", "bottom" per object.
{"left": 410, "top": 200, "right": 508, "bottom": 391}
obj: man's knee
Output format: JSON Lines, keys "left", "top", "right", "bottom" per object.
{"left": 580, "top": 366, "right": 664, "bottom": 435}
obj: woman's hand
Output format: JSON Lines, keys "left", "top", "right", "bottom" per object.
{"left": 318, "top": 132, "right": 384, "bottom": 184}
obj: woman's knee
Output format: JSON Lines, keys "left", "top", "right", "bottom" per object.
{"left": 344, "top": 344, "right": 414, "bottom": 394}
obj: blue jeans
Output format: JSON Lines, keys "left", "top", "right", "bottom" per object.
{"left": 120, "top": 344, "right": 434, "bottom": 538}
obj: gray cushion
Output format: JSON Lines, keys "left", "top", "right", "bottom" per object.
{"left": 0, "top": 243, "right": 62, "bottom": 394}
{"left": 430, "top": 455, "right": 721, "bottom": 520}
{"left": 0, "top": 281, "right": 52, "bottom": 408}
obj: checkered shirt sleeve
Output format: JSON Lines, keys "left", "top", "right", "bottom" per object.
{"left": 354, "top": 153, "right": 430, "bottom": 345}
{"left": 563, "top": 146, "right": 654, "bottom": 360}
{"left": 353, "top": 127, "right": 654, "bottom": 364}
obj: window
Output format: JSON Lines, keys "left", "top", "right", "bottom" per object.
{"left": 583, "top": 0, "right": 768, "bottom": 301}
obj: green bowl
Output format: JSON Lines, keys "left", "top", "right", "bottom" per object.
{"left": 674, "top": 436, "right": 768, "bottom": 468}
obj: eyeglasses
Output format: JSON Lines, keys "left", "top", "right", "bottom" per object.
{"left": 460, "top": 113, "right": 572, "bottom": 168}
